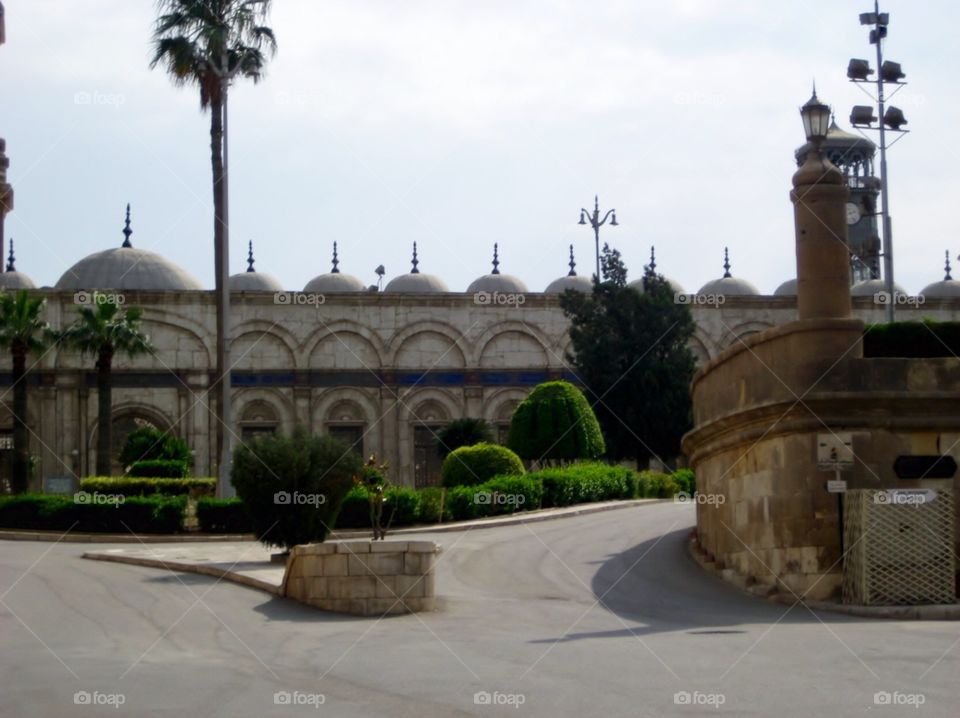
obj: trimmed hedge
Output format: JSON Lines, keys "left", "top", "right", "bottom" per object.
{"left": 336, "top": 486, "right": 421, "bottom": 529}
{"left": 507, "top": 381, "right": 605, "bottom": 462}
{"left": 196, "top": 498, "right": 252, "bottom": 533}
{"left": 79, "top": 477, "right": 216, "bottom": 497}
{"left": 120, "top": 426, "right": 191, "bottom": 466}
{"left": 670, "top": 469, "right": 695, "bottom": 495}
{"left": 863, "top": 321, "right": 960, "bottom": 358}
{"left": 0, "top": 494, "right": 186, "bottom": 533}
{"left": 129, "top": 459, "right": 189, "bottom": 478}
{"left": 441, "top": 443, "right": 525, "bottom": 487}
{"left": 536, "top": 463, "right": 636, "bottom": 507}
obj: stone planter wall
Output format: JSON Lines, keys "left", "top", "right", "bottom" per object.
{"left": 281, "top": 540, "right": 440, "bottom": 616}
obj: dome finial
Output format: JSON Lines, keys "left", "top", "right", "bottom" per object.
{"left": 121, "top": 203, "right": 133, "bottom": 248}
{"left": 491, "top": 243, "right": 500, "bottom": 275}
{"left": 722, "top": 247, "right": 732, "bottom": 278}
{"left": 246, "top": 240, "right": 256, "bottom": 272}
{"left": 5, "top": 237, "right": 15, "bottom": 272}
{"left": 647, "top": 245, "right": 657, "bottom": 276}
{"left": 945, "top": 250, "right": 953, "bottom": 281}
{"left": 411, "top": 242, "right": 420, "bottom": 274}
{"left": 567, "top": 244, "right": 577, "bottom": 277}
{"left": 331, "top": 241, "right": 340, "bottom": 274}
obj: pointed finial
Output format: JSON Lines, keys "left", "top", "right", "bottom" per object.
{"left": 945, "top": 250, "right": 953, "bottom": 281}
{"left": 331, "top": 241, "right": 340, "bottom": 273}
{"left": 246, "top": 240, "right": 256, "bottom": 272}
{"left": 5, "top": 238, "right": 15, "bottom": 272}
{"left": 648, "top": 245, "right": 657, "bottom": 274}
{"left": 411, "top": 242, "right": 420, "bottom": 274}
{"left": 594, "top": 195, "right": 599, "bottom": 214}
{"left": 491, "top": 243, "right": 500, "bottom": 275}
{"left": 722, "top": 247, "right": 731, "bottom": 278}
{"left": 811, "top": 79, "right": 817, "bottom": 101}
{"left": 121, "top": 203, "right": 133, "bottom": 247}
{"left": 567, "top": 244, "right": 577, "bottom": 277}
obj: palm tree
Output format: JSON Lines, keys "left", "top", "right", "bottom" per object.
{"left": 150, "top": 0, "right": 277, "bottom": 495}
{"left": 0, "top": 290, "right": 50, "bottom": 492}
{"left": 61, "top": 303, "right": 153, "bottom": 476}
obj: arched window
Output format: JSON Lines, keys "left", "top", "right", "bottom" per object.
{"left": 325, "top": 400, "right": 366, "bottom": 459}
{"left": 411, "top": 400, "right": 450, "bottom": 488}
{"left": 239, "top": 401, "right": 280, "bottom": 441}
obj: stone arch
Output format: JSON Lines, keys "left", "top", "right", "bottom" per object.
{"left": 231, "top": 324, "right": 297, "bottom": 371}
{"left": 312, "top": 388, "right": 381, "bottom": 460}
{"left": 472, "top": 321, "right": 552, "bottom": 366}
{"left": 306, "top": 329, "right": 384, "bottom": 371}
{"left": 550, "top": 333, "right": 576, "bottom": 368}
{"left": 87, "top": 403, "right": 176, "bottom": 476}
{"left": 234, "top": 389, "right": 295, "bottom": 437}
{"left": 688, "top": 332, "right": 712, "bottom": 366}
{"left": 719, "top": 321, "right": 776, "bottom": 351}
{"left": 398, "top": 388, "right": 463, "bottom": 488}
{"left": 302, "top": 321, "right": 387, "bottom": 368}
{"left": 476, "top": 325, "right": 550, "bottom": 369}
{"left": 387, "top": 321, "right": 471, "bottom": 368}
{"left": 482, "top": 388, "right": 529, "bottom": 444}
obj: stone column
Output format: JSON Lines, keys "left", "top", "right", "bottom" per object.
{"left": 791, "top": 149, "right": 851, "bottom": 321}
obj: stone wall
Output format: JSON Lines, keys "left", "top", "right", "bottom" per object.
{"left": 281, "top": 540, "right": 440, "bottom": 616}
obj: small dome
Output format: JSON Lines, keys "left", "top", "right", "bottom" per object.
{"left": 919, "top": 280, "right": 960, "bottom": 298}
{"left": 55, "top": 206, "right": 203, "bottom": 291}
{"left": 384, "top": 272, "right": 449, "bottom": 293}
{"left": 628, "top": 275, "right": 686, "bottom": 295}
{"left": 0, "top": 271, "right": 36, "bottom": 290}
{"left": 697, "top": 248, "right": 758, "bottom": 296}
{"left": 304, "top": 272, "right": 366, "bottom": 292}
{"left": 229, "top": 271, "right": 282, "bottom": 292}
{"left": 545, "top": 275, "right": 592, "bottom": 294}
{"left": 467, "top": 274, "right": 528, "bottom": 294}
{"left": 850, "top": 278, "right": 907, "bottom": 297}
{"left": 774, "top": 278, "right": 797, "bottom": 296}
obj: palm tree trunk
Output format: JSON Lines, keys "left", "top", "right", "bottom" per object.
{"left": 95, "top": 352, "right": 113, "bottom": 476}
{"left": 11, "top": 346, "right": 29, "bottom": 493}
{"left": 211, "top": 89, "right": 228, "bottom": 492}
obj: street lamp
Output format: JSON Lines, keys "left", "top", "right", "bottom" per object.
{"left": 578, "top": 195, "right": 618, "bottom": 283}
{"left": 800, "top": 88, "right": 832, "bottom": 148}
{"left": 846, "top": 0, "right": 909, "bottom": 322}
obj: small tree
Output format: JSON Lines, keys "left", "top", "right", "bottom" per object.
{"left": 120, "top": 426, "right": 190, "bottom": 469}
{"left": 353, "top": 454, "right": 392, "bottom": 540}
{"left": 61, "top": 303, "right": 153, "bottom": 476}
{"left": 231, "top": 428, "right": 361, "bottom": 550}
{"left": 0, "top": 290, "right": 51, "bottom": 492}
{"left": 441, "top": 442, "right": 525, "bottom": 487}
{"left": 507, "top": 381, "right": 605, "bottom": 467}
{"left": 436, "top": 417, "right": 494, "bottom": 459}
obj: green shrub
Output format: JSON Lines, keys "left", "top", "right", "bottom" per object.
{"left": 230, "top": 427, "right": 362, "bottom": 550}
{"left": 120, "top": 426, "right": 191, "bottom": 466}
{"left": 0, "top": 493, "right": 185, "bottom": 533}
{"left": 129, "top": 459, "right": 189, "bottom": 478}
{"left": 335, "top": 486, "right": 421, "bottom": 529}
{"left": 418, "top": 487, "right": 449, "bottom": 523}
{"left": 670, "top": 469, "right": 696, "bottom": 495}
{"left": 196, "top": 498, "right": 252, "bottom": 533}
{"left": 436, "top": 418, "right": 494, "bottom": 458}
{"left": 473, "top": 475, "right": 543, "bottom": 516}
{"left": 535, "top": 462, "right": 635, "bottom": 507}
{"left": 441, "top": 442, "right": 525, "bottom": 487}
{"left": 507, "top": 381, "right": 605, "bottom": 463}
{"left": 640, "top": 471, "right": 680, "bottom": 498}
{"left": 443, "top": 485, "right": 481, "bottom": 521}
{"left": 79, "top": 477, "right": 215, "bottom": 497}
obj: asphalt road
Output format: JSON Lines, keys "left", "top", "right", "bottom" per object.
{"left": 1, "top": 502, "right": 957, "bottom": 717}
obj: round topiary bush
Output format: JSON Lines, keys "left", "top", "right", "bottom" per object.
{"left": 440, "top": 442, "right": 525, "bottom": 487}
{"left": 506, "top": 381, "right": 605, "bottom": 464}
{"left": 230, "top": 427, "right": 361, "bottom": 550}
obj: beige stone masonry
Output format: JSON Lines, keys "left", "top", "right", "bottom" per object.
{"left": 282, "top": 540, "right": 441, "bottom": 615}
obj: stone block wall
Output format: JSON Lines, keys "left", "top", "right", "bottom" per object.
{"left": 281, "top": 540, "right": 440, "bottom": 616}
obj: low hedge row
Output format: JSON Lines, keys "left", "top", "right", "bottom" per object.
{"left": 195, "top": 498, "right": 253, "bottom": 534}
{"left": 0, "top": 494, "right": 186, "bottom": 533}
{"left": 79, "top": 477, "right": 216, "bottom": 497}
{"left": 128, "top": 459, "right": 190, "bottom": 478}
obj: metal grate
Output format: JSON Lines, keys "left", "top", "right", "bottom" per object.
{"left": 843, "top": 489, "right": 956, "bottom": 606}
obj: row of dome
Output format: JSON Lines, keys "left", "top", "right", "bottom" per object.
{"left": 3, "top": 209, "right": 960, "bottom": 299}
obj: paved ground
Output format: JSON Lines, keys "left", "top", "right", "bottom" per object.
{"left": 2, "top": 502, "right": 958, "bottom": 717}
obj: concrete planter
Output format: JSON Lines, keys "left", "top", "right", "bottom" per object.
{"left": 281, "top": 540, "right": 441, "bottom": 616}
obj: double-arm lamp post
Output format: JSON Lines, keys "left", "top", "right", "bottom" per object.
{"left": 579, "top": 196, "right": 617, "bottom": 284}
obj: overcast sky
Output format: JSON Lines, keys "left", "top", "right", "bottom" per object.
{"left": 2, "top": 0, "right": 958, "bottom": 293}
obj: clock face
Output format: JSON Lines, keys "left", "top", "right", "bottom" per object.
{"left": 846, "top": 203, "right": 862, "bottom": 225}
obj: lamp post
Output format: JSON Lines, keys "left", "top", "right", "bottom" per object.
{"left": 578, "top": 195, "right": 618, "bottom": 283}
{"left": 847, "top": 1, "right": 909, "bottom": 322}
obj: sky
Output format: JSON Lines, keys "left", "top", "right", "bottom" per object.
{"left": 2, "top": 0, "right": 958, "bottom": 294}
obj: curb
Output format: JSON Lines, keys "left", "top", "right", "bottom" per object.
{"left": 2, "top": 499, "right": 663, "bottom": 543}
{"left": 82, "top": 552, "right": 281, "bottom": 596}
{"left": 687, "top": 536, "right": 960, "bottom": 621}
